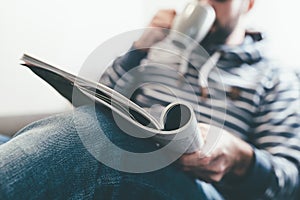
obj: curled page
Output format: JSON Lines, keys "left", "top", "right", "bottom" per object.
{"left": 20, "top": 54, "right": 203, "bottom": 153}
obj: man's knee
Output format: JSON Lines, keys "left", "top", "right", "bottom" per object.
{"left": 0, "top": 105, "right": 102, "bottom": 199}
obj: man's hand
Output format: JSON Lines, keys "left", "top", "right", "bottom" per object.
{"left": 178, "top": 123, "right": 254, "bottom": 183}
{"left": 134, "top": 9, "right": 176, "bottom": 51}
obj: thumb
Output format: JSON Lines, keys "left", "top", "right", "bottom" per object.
{"left": 197, "top": 123, "right": 210, "bottom": 141}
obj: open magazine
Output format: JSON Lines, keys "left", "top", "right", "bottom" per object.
{"left": 20, "top": 54, "right": 203, "bottom": 153}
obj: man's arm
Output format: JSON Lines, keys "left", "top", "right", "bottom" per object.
{"left": 100, "top": 9, "right": 176, "bottom": 88}
{"left": 179, "top": 69, "right": 300, "bottom": 199}
{"left": 245, "top": 69, "right": 300, "bottom": 199}
{"left": 99, "top": 46, "right": 147, "bottom": 89}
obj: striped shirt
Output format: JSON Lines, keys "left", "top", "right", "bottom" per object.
{"left": 100, "top": 33, "right": 300, "bottom": 199}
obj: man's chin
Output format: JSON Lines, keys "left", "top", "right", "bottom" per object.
{"left": 200, "top": 29, "right": 231, "bottom": 49}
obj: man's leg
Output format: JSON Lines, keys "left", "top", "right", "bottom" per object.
{"left": 0, "top": 134, "right": 10, "bottom": 145}
{"left": 0, "top": 105, "right": 223, "bottom": 200}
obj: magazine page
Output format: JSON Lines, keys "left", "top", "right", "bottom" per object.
{"left": 21, "top": 54, "right": 203, "bottom": 153}
{"left": 21, "top": 54, "right": 163, "bottom": 129}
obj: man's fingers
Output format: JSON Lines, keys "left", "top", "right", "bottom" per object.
{"left": 196, "top": 171, "right": 224, "bottom": 183}
{"left": 197, "top": 123, "right": 210, "bottom": 141}
{"left": 178, "top": 151, "right": 211, "bottom": 167}
{"left": 135, "top": 9, "right": 176, "bottom": 49}
{"left": 151, "top": 9, "right": 176, "bottom": 29}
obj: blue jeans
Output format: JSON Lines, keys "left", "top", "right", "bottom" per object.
{"left": 0, "top": 105, "right": 223, "bottom": 200}
{"left": 0, "top": 134, "right": 10, "bottom": 145}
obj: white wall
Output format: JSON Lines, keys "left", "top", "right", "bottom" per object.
{"left": 0, "top": 0, "right": 144, "bottom": 135}
{"left": 246, "top": 0, "right": 300, "bottom": 68}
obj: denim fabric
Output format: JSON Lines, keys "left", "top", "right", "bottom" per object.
{"left": 0, "top": 134, "right": 10, "bottom": 145}
{"left": 0, "top": 105, "right": 223, "bottom": 200}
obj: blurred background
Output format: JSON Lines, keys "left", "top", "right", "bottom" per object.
{"left": 0, "top": 0, "right": 299, "bottom": 136}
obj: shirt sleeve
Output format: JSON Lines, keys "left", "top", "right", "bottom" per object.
{"left": 221, "top": 68, "right": 300, "bottom": 199}
{"left": 99, "top": 45, "right": 147, "bottom": 89}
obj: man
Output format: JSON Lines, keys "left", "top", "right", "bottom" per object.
{"left": 0, "top": 0, "right": 299, "bottom": 199}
